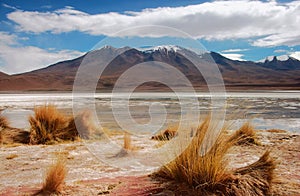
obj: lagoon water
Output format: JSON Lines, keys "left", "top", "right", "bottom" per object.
{"left": 0, "top": 91, "right": 300, "bottom": 132}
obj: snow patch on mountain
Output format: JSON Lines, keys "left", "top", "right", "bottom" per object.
{"left": 277, "top": 55, "right": 289, "bottom": 61}
{"left": 258, "top": 55, "right": 298, "bottom": 63}
{"left": 140, "top": 45, "right": 182, "bottom": 53}
{"left": 266, "top": 56, "right": 275, "bottom": 61}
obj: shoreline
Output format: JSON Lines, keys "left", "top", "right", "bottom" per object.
{"left": 1, "top": 89, "right": 300, "bottom": 94}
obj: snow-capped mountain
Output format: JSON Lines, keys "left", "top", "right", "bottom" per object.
{"left": 140, "top": 45, "right": 182, "bottom": 53}
{"left": 258, "top": 55, "right": 300, "bottom": 70}
{"left": 0, "top": 45, "right": 300, "bottom": 91}
{"left": 259, "top": 55, "right": 298, "bottom": 63}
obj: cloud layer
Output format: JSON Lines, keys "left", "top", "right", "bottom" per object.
{"left": 6, "top": 0, "right": 300, "bottom": 47}
{"left": 0, "top": 32, "right": 83, "bottom": 74}
{"left": 220, "top": 53, "right": 246, "bottom": 61}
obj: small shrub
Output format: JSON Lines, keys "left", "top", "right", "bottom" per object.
{"left": 29, "top": 106, "right": 100, "bottom": 144}
{"left": 155, "top": 117, "right": 233, "bottom": 189}
{"left": 64, "top": 145, "right": 77, "bottom": 151}
{"left": 0, "top": 113, "right": 29, "bottom": 145}
{"left": 6, "top": 154, "right": 18, "bottom": 160}
{"left": 229, "top": 122, "right": 260, "bottom": 145}
{"left": 65, "top": 111, "right": 99, "bottom": 140}
{"left": 0, "top": 128, "right": 30, "bottom": 144}
{"left": 28, "top": 105, "right": 102, "bottom": 144}
{"left": 0, "top": 114, "right": 9, "bottom": 128}
{"left": 266, "top": 129, "right": 287, "bottom": 133}
{"left": 223, "top": 151, "right": 276, "bottom": 195}
{"left": 151, "top": 128, "right": 177, "bottom": 141}
{"left": 40, "top": 156, "right": 67, "bottom": 194}
{"left": 154, "top": 117, "right": 275, "bottom": 195}
{"left": 123, "top": 132, "right": 132, "bottom": 150}
{"left": 29, "top": 105, "right": 69, "bottom": 144}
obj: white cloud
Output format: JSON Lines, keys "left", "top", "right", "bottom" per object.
{"left": 0, "top": 32, "right": 83, "bottom": 74}
{"left": 2, "top": 3, "right": 18, "bottom": 10}
{"left": 221, "top": 49, "right": 248, "bottom": 53}
{"left": 290, "top": 51, "right": 300, "bottom": 61}
{"left": 220, "top": 53, "right": 246, "bottom": 61}
{"left": 0, "top": 32, "right": 18, "bottom": 45}
{"left": 274, "top": 49, "right": 287, "bottom": 53}
{"left": 6, "top": 1, "right": 300, "bottom": 47}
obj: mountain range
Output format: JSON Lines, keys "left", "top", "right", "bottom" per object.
{"left": 0, "top": 45, "right": 300, "bottom": 91}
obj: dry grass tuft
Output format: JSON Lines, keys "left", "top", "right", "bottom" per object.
{"left": 123, "top": 132, "right": 132, "bottom": 150}
{"left": 29, "top": 106, "right": 101, "bottom": 144}
{"left": 122, "top": 132, "right": 141, "bottom": 151}
{"left": 1, "top": 105, "right": 99, "bottom": 145}
{"left": 6, "top": 154, "right": 18, "bottom": 160}
{"left": 64, "top": 145, "right": 77, "bottom": 151}
{"left": 0, "top": 131, "right": 2, "bottom": 144}
{"left": 29, "top": 105, "right": 70, "bottom": 144}
{"left": 0, "top": 114, "right": 9, "bottom": 128}
{"left": 229, "top": 122, "right": 260, "bottom": 145}
{"left": 40, "top": 156, "right": 67, "bottom": 194}
{"left": 221, "top": 151, "right": 276, "bottom": 195}
{"left": 0, "top": 113, "right": 29, "bottom": 145}
{"left": 155, "top": 116, "right": 233, "bottom": 189}
{"left": 0, "top": 128, "right": 30, "bottom": 144}
{"left": 65, "top": 110, "right": 99, "bottom": 140}
{"left": 151, "top": 128, "right": 178, "bottom": 141}
{"left": 154, "top": 117, "right": 275, "bottom": 195}
{"left": 266, "top": 129, "right": 287, "bottom": 133}
{"left": 29, "top": 105, "right": 101, "bottom": 144}
{"left": 112, "top": 132, "right": 139, "bottom": 157}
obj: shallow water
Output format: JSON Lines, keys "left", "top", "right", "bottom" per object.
{"left": 0, "top": 91, "right": 300, "bottom": 180}
{"left": 0, "top": 91, "right": 299, "bottom": 132}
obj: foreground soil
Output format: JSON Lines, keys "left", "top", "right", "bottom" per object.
{"left": 0, "top": 129, "right": 299, "bottom": 196}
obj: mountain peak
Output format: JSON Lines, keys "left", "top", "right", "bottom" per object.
{"left": 90, "top": 45, "right": 132, "bottom": 54}
{"left": 277, "top": 55, "right": 289, "bottom": 61}
{"left": 140, "top": 45, "right": 182, "bottom": 53}
{"left": 265, "top": 56, "right": 276, "bottom": 62}
{"left": 103, "top": 45, "right": 114, "bottom": 49}
{"left": 260, "top": 55, "right": 297, "bottom": 63}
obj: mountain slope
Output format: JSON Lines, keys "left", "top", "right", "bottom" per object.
{"left": 0, "top": 46, "right": 300, "bottom": 91}
{"left": 0, "top": 72, "right": 9, "bottom": 78}
{"left": 260, "top": 56, "right": 300, "bottom": 70}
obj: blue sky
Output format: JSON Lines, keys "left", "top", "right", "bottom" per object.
{"left": 0, "top": 0, "right": 300, "bottom": 74}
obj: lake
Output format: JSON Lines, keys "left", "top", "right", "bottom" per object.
{"left": 0, "top": 91, "right": 300, "bottom": 133}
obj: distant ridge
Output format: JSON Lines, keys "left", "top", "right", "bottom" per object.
{"left": 258, "top": 55, "right": 300, "bottom": 70}
{"left": 0, "top": 72, "right": 9, "bottom": 77}
{"left": 0, "top": 45, "right": 300, "bottom": 91}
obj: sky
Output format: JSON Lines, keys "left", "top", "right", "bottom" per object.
{"left": 0, "top": 0, "right": 300, "bottom": 74}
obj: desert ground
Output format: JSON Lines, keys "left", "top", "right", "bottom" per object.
{"left": 1, "top": 128, "right": 299, "bottom": 195}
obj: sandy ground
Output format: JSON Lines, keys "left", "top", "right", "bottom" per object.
{"left": 0, "top": 130, "right": 299, "bottom": 196}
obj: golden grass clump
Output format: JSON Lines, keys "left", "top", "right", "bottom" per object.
{"left": 222, "top": 151, "right": 276, "bottom": 195}
{"left": 0, "top": 128, "right": 30, "bottom": 144}
{"left": 266, "top": 129, "right": 287, "bottom": 133}
{"left": 155, "top": 117, "right": 232, "bottom": 188}
{"left": 0, "top": 113, "right": 30, "bottom": 144}
{"left": 229, "top": 122, "right": 260, "bottom": 145}
{"left": 40, "top": 156, "right": 67, "bottom": 194}
{"left": 154, "top": 117, "right": 275, "bottom": 195}
{"left": 29, "top": 105, "right": 100, "bottom": 144}
{"left": 1, "top": 105, "right": 98, "bottom": 145}
{"left": 0, "top": 114, "right": 9, "bottom": 128}
{"left": 123, "top": 132, "right": 132, "bottom": 150}
{"left": 65, "top": 110, "right": 99, "bottom": 140}
{"left": 29, "top": 105, "right": 70, "bottom": 144}
{"left": 6, "top": 154, "right": 18, "bottom": 160}
{"left": 151, "top": 128, "right": 178, "bottom": 141}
